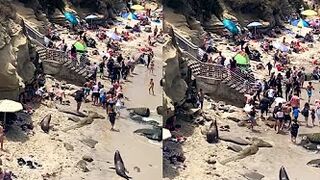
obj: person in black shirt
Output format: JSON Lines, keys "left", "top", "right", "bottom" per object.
{"left": 108, "top": 108, "right": 117, "bottom": 131}
{"left": 266, "top": 62, "right": 272, "bottom": 76}
{"left": 290, "top": 119, "right": 299, "bottom": 143}
{"left": 117, "top": 54, "right": 124, "bottom": 64}
{"left": 99, "top": 61, "right": 105, "bottom": 78}
{"left": 75, "top": 88, "right": 85, "bottom": 112}
{"left": 259, "top": 95, "right": 270, "bottom": 118}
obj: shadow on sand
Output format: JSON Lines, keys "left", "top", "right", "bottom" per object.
{"left": 163, "top": 112, "right": 197, "bottom": 179}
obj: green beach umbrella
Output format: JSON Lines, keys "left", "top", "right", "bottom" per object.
{"left": 74, "top": 41, "right": 86, "bottom": 52}
{"left": 234, "top": 53, "right": 249, "bottom": 65}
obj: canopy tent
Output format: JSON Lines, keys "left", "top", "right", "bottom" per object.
{"left": 74, "top": 41, "right": 87, "bottom": 52}
{"left": 291, "top": 18, "right": 309, "bottom": 28}
{"left": 131, "top": 4, "right": 144, "bottom": 11}
{"left": 64, "top": 12, "right": 78, "bottom": 25}
{"left": 0, "top": 99, "right": 23, "bottom": 127}
{"left": 222, "top": 19, "right": 239, "bottom": 35}
{"left": 301, "top": 9, "right": 318, "bottom": 17}
{"left": 234, "top": 53, "right": 249, "bottom": 65}
{"left": 273, "top": 42, "right": 289, "bottom": 52}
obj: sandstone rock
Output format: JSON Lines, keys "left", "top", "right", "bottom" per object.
{"left": 76, "top": 160, "right": 89, "bottom": 172}
{"left": 227, "top": 144, "right": 243, "bottom": 152}
{"left": 82, "top": 155, "right": 93, "bottom": 163}
{"left": 243, "top": 172, "right": 265, "bottom": 180}
{"left": 80, "top": 138, "right": 98, "bottom": 148}
{"left": 206, "top": 157, "right": 216, "bottom": 164}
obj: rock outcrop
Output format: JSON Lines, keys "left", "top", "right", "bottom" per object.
{"left": 0, "top": 2, "right": 36, "bottom": 100}
{"left": 162, "top": 33, "right": 188, "bottom": 104}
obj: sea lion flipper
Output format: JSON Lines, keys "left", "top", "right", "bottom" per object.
{"left": 125, "top": 168, "right": 129, "bottom": 173}
{"left": 109, "top": 166, "right": 116, "bottom": 170}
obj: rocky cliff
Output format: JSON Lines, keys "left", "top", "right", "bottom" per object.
{"left": 0, "top": 1, "right": 36, "bottom": 100}
{"left": 162, "top": 28, "right": 189, "bottom": 104}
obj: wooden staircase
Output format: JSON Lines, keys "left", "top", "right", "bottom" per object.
{"left": 173, "top": 29, "right": 258, "bottom": 95}
{"left": 25, "top": 22, "right": 93, "bottom": 81}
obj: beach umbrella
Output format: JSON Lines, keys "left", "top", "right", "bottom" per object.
{"left": 291, "top": 18, "right": 309, "bottom": 28}
{"left": 85, "top": 14, "right": 98, "bottom": 20}
{"left": 273, "top": 42, "right": 289, "bottom": 52}
{"left": 0, "top": 99, "right": 23, "bottom": 127}
{"left": 162, "top": 128, "right": 172, "bottom": 140}
{"left": 74, "top": 41, "right": 86, "bottom": 52}
{"left": 247, "top": 22, "right": 263, "bottom": 27}
{"left": 234, "top": 53, "right": 249, "bottom": 65}
{"left": 222, "top": 19, "right": 239, "bottom": 35}
{"left": 64, "top": 12, "right": 78, "bottom": 25}
{"left": 131, "top": 4, "right": 144, "bottom": 11}
{"left": 301, "top": 9, "right": 318, "bottom": 16}
{"left": 125, "top": 12, "right": 138, "bottom": 20}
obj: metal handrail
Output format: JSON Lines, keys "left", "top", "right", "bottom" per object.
{"left": 174, "top": 30, "right": 256, "bottom": 92}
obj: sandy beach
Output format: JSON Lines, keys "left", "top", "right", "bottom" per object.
{"left": 0, "top": 1, "right": 164, "bottom": 179}
{"left": 163, "top": 7, "right": 320, "bottom": 180}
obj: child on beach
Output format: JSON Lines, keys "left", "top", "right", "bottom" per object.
{"left": 149, "top": 61, "right": 155, "bottom": 74}
{"left": 149, "top": 78, "right": 155, "bottom": 95}
{"left": 292, "top": 107, "right": 300, "bottom": 121}
{"left": 248, "top": 107, "right": 257, "bottom": 131}
{"left": 306, "top": 82, "right": 314, "bottom": 103}
{"left": 290, "top": 119, "right": 299, "bottom": 143}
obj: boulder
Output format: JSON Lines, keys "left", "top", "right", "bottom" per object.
{"left": 82, "top": 155, "right": 93, "bottom": 163}
{"left": 127, "top": 107, "right": 150, "bottom": 117}
{"left": 76, "top": 160, "right": 89, "bottom": 172}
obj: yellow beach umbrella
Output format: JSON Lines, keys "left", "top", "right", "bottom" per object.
{"left": 131, "top": 4, "right": 144, "bottom": 11}
{"left": 301, "top": 9, "right": 318, "bottom": 16}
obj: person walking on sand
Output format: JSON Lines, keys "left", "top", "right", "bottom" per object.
{"left": 311, "top": 108, "right": 316, "bottom": 127}
{"left": 149, "top": 61, "right": 155, "bottom": 74}
{"left": 75, "top": 88, "right": 85, "bottom": 112}
{"left": 249, "top": 106, "right": 257, "bottom": 131}
{"left": 0, "top": 125, "right": 4, "bottom": 151}
{"left": 306, "top": 82, "right": 314, "bottom": 103}
{"left": 198, "top": 89, "right": 204, "bottom": 109}
{"left": 301, "top": 103, "right": 310, "bottom": 127}
{"left": 108, "top": 108, "right": 117, "bottom": 131}
{"left": 149, "top": 78, "right": 155, "bottom": 95}
{"left": 290, "top": 119, "right": 299, "bottom": 143}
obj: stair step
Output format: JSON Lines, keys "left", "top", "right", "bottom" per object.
{"left": 70, "top": 67, "right": 76, "bottom": 71}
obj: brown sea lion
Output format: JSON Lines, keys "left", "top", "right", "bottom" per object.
{"left": 40, "top": 114, "right": 51, "bottom": 133}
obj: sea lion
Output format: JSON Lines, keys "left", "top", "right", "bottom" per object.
{"left": 279, "top": 166, "right": 290, "bottom": 180}
{"left": 219, "top": 135, "right": 250, "bottom": 145}
{"left": 40, "top": 114, "right": 51, "bottom": 133}
{"left": 127, "top": 107, "right": 150, "bottom": 117}
{"left": 220, "top": 144, "right": 259, "bottom": 165}
{"left": 206, "top": 120, "right": 218, "bottom": 143}
{"left": 307, "top": 159, "right": 320, "bottom": 168}
{"left": 114, "top": 150, "right": 132, "bottom": 179}
{"left": 299, "top": 133, "right": 320, "bottom": 144}
{"left": 134, "top": 127, "right": 162, "bottom": 141}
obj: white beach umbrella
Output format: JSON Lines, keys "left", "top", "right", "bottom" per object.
{"left": 85, "top": 14, "right": 98, "bottom": 20}
{"left": 0, "top": 99, "right": 23, "bottom": 127}
{"left": 162, "top": 128, "right": 171, "bottom": 140}
{"left": 247, "top": 22, "right": 263, "bottom": 27}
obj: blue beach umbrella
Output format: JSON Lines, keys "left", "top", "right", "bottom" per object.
{"left": 291, "top": 18, "right": 309, "bottom": 28}
{"left": 64, "top": 12, "right": 78, "bottom": 25}
{"left": 223, "top": 19, "right": 239, "bottom": 34}
{"left": 122, "top": 12, "right": 138, "bottom": 20}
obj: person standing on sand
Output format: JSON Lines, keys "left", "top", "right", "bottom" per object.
{"left": 306, "top": 82, "right": 314, "bottom": 103}
{"left": 249, "top": 106, "right": 257, "bottom": 131}
{"left": 290, "top": 119, "right": 299, "bottom": 143}
{"left": 301, "top": 103, "right": 310, "bottom": 127}
{"left": 149, "top": 78, "right": 155, "bottom": 95}
{"left": 0, "top": 125, "right": 4, "bottom": 151}
{"left": 108, "top": 108, "right": 117, "bottom": 131}
{"left": 149, "top": 61, "right": 155, "bottom": 74}
{"left": 198, "top": 89, "right": 204, "bottom": 109}
{"left": 75, "top": 88, "right": 85, "bottom": 112}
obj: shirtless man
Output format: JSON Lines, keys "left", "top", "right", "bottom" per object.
{"left": 0, "top": 125, "right": 4, "bottom": 151}
{"left": 149, "top": 78, "right": 155, "bottom": 95}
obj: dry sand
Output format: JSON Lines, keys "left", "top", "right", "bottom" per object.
{"left": 3, "top": 2, "right": 164, "bottom": 180}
